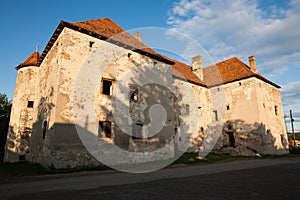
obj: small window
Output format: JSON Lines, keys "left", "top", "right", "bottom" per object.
{"left": 132, "top": 123, "right": 143, "bottom": 139}
{"left": 274, "top": 106, "right": 278, "bottom": 115}
{"left": 213, "top": 110, "right": 218, "bottom": 121}
{"left": 129, "top": 84, "right": 139, "bottom": 101}
{"left": 27, "top": 101, "right": 34, "bottom": 108}
{"left": 102, "top": 79, "right": 113, "bottom": 95}
{"left": 239, "top": 82, "right": 242, "bottom": 86}
{"left": 89, "top": 41, "right": 95, "bottom": 47}
{"left": 42, "top": 120, "right": 47, "bottom": 139}
{"left": 185, "top": 104, "right": 190, "bottom": 115}
{"left": 99, "top": 121, "right": 112, "bottom": 138}
{"left": 226, "top": 105, "right": 230, "bottom": 110}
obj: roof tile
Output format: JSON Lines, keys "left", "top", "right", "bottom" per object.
{"left": 16, "top": 51, "right": 40, "bottom": 69}
{"left": 203, "top": 57, "right": 279, "bottom": 88}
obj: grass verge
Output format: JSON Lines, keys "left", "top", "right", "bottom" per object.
{"left": 0, "top": 152, "right": 298, "bottom": 177}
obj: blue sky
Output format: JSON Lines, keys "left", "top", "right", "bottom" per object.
{"left": 0, "top": 0, "right": 299, "bottom": 131}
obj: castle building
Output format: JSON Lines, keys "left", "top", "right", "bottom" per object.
{"left": 4, "top": 18, "right": 288, "bottom": 168}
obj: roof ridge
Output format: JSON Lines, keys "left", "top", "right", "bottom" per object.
{"left": 203, "top": 56, "right": 279, "bottom": 88}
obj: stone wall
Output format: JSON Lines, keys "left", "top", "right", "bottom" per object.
{"left": 6, "top": 26, "right": 288, "bottom": 168}
{"left": 212, "top": 77, "right": 288, "bottom": 155}
{"left": 256, "top": 79, "right": 288, "bottom": 153}
{"left": 5, "top": 66, "right": 39, "bottom": 162}
{"left": 29, "top": 27, "right": 188, "bottom": 168}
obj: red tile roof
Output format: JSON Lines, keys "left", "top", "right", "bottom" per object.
{"left": 169, "top": 58, "right": 206, "bottom": 86}
{"left": 16, "top": 51, "right": 40, "bottom": 70}
{"left": 31, "top": 18, "right": 277, "bottom": 88}
{"left": 36, "top": 18, "right": 205, "bottom": 86}
{"left": 38, "top": 18, "right": 172, "bottom": 66}
{"left": 203, "top": 57, "right": 280, "bottom": 88}
{"left": 72, "top": 18, "right": 159, "bottom": 56}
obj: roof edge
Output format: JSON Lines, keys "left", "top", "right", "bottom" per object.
{"left": 207, "top": 74, "right": 280, "bottom": 89}
{"left": 37, "top": 19, "right": 174, "bottom": 66}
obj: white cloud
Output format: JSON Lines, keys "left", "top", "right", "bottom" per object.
{"left": 167, "top": 0, "right": 300, "bottom": 77}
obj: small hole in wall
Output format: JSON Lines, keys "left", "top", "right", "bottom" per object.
{"left": 89, "top": 41, "right": 95, "bottom": 47}
{"left": 213, "top": 110, "right": 218, "bottom": 121}
{"left": 263, "top": 103, "right": 265, "bottom": 108}
{"left": 128, "top": 53, "right": 132, "bottom": 58}
{"left": 217, "top": 88, "right": 220, "bottom": 91}
{"left": 27, "top": 101, "right": 34, "bottom": 108}
{"left": 226, "top": 105, "right": 230, "bottom": 110}
{"left": 239, "top": 82, "right": 242, "bottom": 86}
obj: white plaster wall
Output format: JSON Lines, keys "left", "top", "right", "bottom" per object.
{"left": 211, "top": 77, "right": 288, "bottom": 155}
{"left": 5, "top": 66, "right": 39, "bottom": 162}
{"left": 256, "top": 79, "right": 288, "bottom": 153}
{"left": 32, "top": 27, "right": 186, "bottom": 167}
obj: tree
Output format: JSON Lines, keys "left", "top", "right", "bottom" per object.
{"left": 0, "top": 93, "right": 12, "bottom": 119}
{"left": 0, "top": 93, "right": 12, "bottom": 161}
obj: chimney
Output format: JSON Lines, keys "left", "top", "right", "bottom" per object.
{"left": 134, "top": 32, "right": 141, "bottom": 42}
{"left": 192, "top": 55, "right": 203, "bottom": 80}
{"left": 248, "top": 55, "right": 257, "bottom": 73}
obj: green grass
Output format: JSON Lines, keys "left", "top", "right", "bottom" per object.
{"left": 0, "top": 161, "right": 49, "bottom": 177}
{"left": 289, "top": 145, "right": 300, "bottom": 154}
{"left": 47, "top": 164, "right": 112, "bottom": 174}
{"left": 172, "top": 152, "right": 297, "bottom": 166}
{"left": 0, "top": 152, "right": 297, "bottom": 177}
{"left": 0, "top": 161, "right": 112, "bottom": 178}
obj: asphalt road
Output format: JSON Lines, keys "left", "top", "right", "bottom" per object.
{"left": 1, "top": 158, "right": 300, "bottom": 200}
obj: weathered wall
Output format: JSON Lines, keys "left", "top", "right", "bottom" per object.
{"left": 212, "top": 77, "right": 288, "bottom": 155}
{"left": 175, "top": 81, "right": 211, "bottom": 152}
{"left": 256, "top": 79, "right": 288, "bottom": 153}
{"left": 6, "top": 25, "right": 288, "bottom": 168}
{"left": 30, "top": 27, "right": 184, "bottom": 168}
{"left": 5, "top": 66, "right": 39, "bottom": 162}
{"left": 29, "top": 27, "right": 101, "bottom": 167}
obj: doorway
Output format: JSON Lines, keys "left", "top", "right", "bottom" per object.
{"left": 227, "top": 132, "right": 235, "bottom": 147}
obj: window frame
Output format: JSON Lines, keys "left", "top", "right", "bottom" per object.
{"left": 99, "top": 121, "right": 112, "bottom": 139}
{"left": 101, "top": 78, "right": 114, "bottom": 96}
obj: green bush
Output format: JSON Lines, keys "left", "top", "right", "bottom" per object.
{"left": 289, "top": 145, "right": 300, "bottom": 154}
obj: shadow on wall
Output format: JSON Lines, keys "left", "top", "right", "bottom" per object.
{"left": 20, "top": 61, "right": 194, "bottom": 169}
{"left": 4, "top": 88, "right": 55, "bottom": 163}
{"left": 0, "top": 118, "right": 9, "bottom": 162}
{"left": 213, "top": 119, "right": 289, "bottom": 156}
